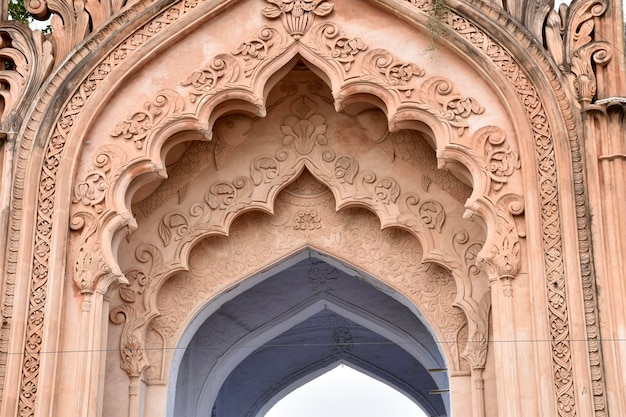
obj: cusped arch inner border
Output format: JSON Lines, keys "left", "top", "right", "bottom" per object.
{"left": 111, "top": 173, "right": 469, "bottom": 382}
{"left": 3, "top": 1, "right": 604, "bottom": 417}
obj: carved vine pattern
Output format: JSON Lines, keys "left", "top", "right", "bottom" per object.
{"left": 0, "top": 23, "right": 54, "bottom": 399}
{"left": 11, "top": 0, "right": 602, "bottom": 416}
{"left": 111, "top": 91, "right": 184, "bottom": 148}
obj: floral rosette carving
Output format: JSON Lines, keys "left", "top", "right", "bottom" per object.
{"left": 281, "top": 96, "right": 328, "bottom": 154}
{"left": 262, "top": 0, "right": 334, "bottom": 39}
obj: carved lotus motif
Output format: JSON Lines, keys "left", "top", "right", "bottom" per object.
{"left": 281, "top": 96, "right": 328, "bottom": 154}
{"left": 262, "top": 0, "right": 334, "bottom": 39}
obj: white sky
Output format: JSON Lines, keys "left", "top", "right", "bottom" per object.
{"left": 264, "top": 364, "right": 429, "bottom": 417}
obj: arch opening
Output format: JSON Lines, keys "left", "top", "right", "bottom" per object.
{"left": 104, "top": 63, "right": 488, "bottom": 417}
{"left": 171, "top": 252, "right": 450, "bottom": 417}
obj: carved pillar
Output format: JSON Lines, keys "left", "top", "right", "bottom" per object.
{"left": 70, "top": 212, "right": 128, "bottom": 417}
{"left": 478, "top": 221, "right": 523, "bottom": 417}
{"left": 489, "top": 275, "right": 522, "bottom": 417}
{"left": 583, "top": 101, "right": 626, "bottom": 415}
{"left": 461, "top": 298, "right": 490, "bottom": 417}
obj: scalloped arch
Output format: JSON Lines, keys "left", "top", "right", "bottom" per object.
{"left": 8, "top": 0, "right": 594, "bottom": 415}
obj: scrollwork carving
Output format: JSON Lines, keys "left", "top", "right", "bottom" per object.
{"left": 312, "top": 22, "right": 367, "bottom": 71}
{"left": 70, "top": 212, "right": 122, "bottom": 293}
{"left": 545, "top": 0, "right": 611, "bottom": 105}
{"left": 477, "top": 208, "right": 521, "bottom": 282}
{"left": 419, "top": 200, "right": 445, "bottom": 232}
{"left": 251, "top": 156, "right": 280, "bottom": 185}
{"left": 570, "top": 42, "right": 611, "bottom": 105}
{"left": 362, "top": 49, "right": 425, "bottom": 98}
{"left": 374, "top": 177, "right": 400, "bottom": 205}
{"left": 158, "top": 213, "right": 189, "bottom": 247}
{"left": 118, "top": 270, "right": 149, "bottom": 304}
{"left": 72, "top": 146, "right": 127, "bottom": 214}
{"left": 233, "top": 27, "right": 284, "bottom": 77}
{"left": 205, "top": 177, "right": 253, "bottom": 211}
{"left": 111, "top": 90, "right": 184, "bottom": 149}
{"left": 181, "top": 55, "right": 240, "bottom": 103}
{"left": 472, "top": 126, "right": 520, "bottom": 191}
{"left": 0, "top": 24, "right": 54, "bottom": 128}
{"left": 420, "top": 76, "right": 484, "bottom": 135}
{"left": 334, "top": 156, "right": 358, "bottom": 184}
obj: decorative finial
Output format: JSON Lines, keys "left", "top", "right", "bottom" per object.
{"left": 262, "top": 0, "right": 334, "bottom": 39}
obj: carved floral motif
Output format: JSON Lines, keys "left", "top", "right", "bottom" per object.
{"left": 545, "top": 0, "right": 611, "bottom": 105}
{"left": 334, "top": 156, "right": 358, "bottom": 184}
{"left": 281, "top": 96, "right": 328, "bottom": 154}
{"left": 15, "top": 0, "right": 590, "bottom": 415}
{"left": 362, "top": 49, "right": 425, "bottom": 97}
{"left": 473, "top": 126, "right": 520, "bottom": 191}
{"left": 120, "top": 336, "right": 147, "bottom": 378}
{"left": 118, "top": 270, "right": 149, "bottom": 304}
{"left": 158, "top": 213, "right": 189, "bottom": 247}
{"left": 293, "top": 209, "right": 322, "bottom": 230}
{"left": 233, "top": 27, "right": 284, "bottom": 76}
{"left": 111, "top": 90, "right": 184, "bottom": 149}
{"left": 419, "top": 200, "right": 445, "bottom": 232}
{"left": 313, "top": 22, "right": 367, "bottom": 71}
{"left": 374, "top": 178, "right": 401, "bottom": 205}
{"left": 420, "top": 77, "right": 484, "bottom": 135}
{"left": 72, "top": 146, "right": 127, "bottom": 214}
{"left": 181, "top": 55, "right": 240, "bottom": 103}
{"left": 262, "top": 0, "right": 334, "bottom": 38}
{"left": 139, "top": 179, "right": 472, "bottom": 379}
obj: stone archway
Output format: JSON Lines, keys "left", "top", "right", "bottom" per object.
{"left": 3, "top": 0, "right": 609, "bottom": 416}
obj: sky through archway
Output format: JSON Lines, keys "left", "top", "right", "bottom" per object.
{"left": 265, "top": 364, "right": 430, "bottom": 417}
